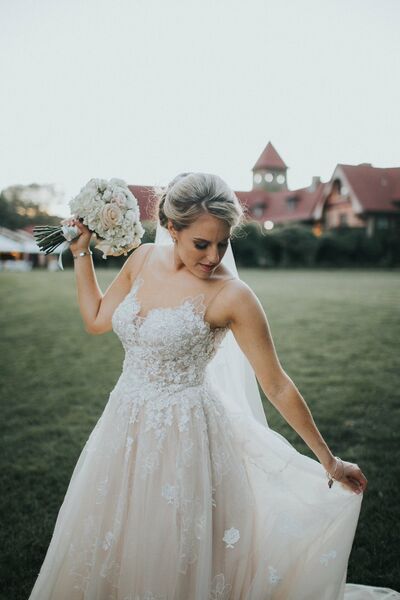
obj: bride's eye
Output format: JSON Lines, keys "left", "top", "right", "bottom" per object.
{"left": 194, "top": 242, "right": 229, "bottom": 250}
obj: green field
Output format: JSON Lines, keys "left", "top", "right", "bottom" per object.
{"left": 1, "top": 268, "right": 399, "bottom": 598}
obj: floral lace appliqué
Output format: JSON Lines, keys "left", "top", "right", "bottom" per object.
{"left": 267, "top": 565, "right": 282, "bottom": 585}
{"left": 209, "top": 573, "right": 232, "bottom": 600}
{"left": 222, "top": 527, "right": 240, "bottom": 548}
{"left": 320, "top": 549, "right": 337, "bottom": 566}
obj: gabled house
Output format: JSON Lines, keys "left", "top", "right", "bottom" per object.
{"left": 128, "top": 142, "right": 400, "bottom": 238}
{"left": 313, "top": 163, "right": 400, "bottom": 236}
{"left": 237, "top": 142, "right": 400, "bottom": 237}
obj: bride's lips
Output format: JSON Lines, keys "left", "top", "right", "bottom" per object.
{"left": 199, "top": 263, "right": 216, "bottom": 272}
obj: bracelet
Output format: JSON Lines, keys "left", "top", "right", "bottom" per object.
{"left": 72, "top": 249, "right": 93, "bottom": 260}
{"left": 326, "top": 456, "right": 344, "bottom": 489}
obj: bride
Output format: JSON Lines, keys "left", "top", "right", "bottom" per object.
{"left": 28, "top": 172, "right": 399, "bottom": 599}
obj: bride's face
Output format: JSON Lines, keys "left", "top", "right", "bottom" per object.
{"left": 168, "top": 213, "right": 231, "bottom": 278}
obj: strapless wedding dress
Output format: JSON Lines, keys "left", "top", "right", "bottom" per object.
{"left": 28, "top": 275, "right": 399, "bottom": 599}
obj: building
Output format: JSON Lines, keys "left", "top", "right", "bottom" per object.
{"left": 128, "top": 142, "right": 400, "bottom": 238}
{"left": 0, "top": 226, "right": 60, "bottom": 270}
{"left": 314, "top": 163, "right": 400, "bottom": 237}
{"left": 237, "top": 142, "right": 400, "bottom": 237}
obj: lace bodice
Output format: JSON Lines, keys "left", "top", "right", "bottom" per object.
{"left": 112, "top": 275, "right": 230, "bottom": 393}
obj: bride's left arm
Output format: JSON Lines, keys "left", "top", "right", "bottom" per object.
{"left": 222, "top": 280, "right": 367, "bottom": 495}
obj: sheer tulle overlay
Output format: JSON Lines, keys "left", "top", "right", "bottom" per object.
{"left": 28, "top": 276, "right": 399, "bottom": 599}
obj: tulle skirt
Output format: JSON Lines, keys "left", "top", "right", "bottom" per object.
{"left": 28, "top": 373, "right": 399, "bottom": 599}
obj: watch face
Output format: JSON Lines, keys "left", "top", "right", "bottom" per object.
{"left": 264, "top": 173, "right": 273, "bottom": 182}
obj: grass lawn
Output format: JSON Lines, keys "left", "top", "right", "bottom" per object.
{"left": 0, "top": 267, "right": 399, "bottom": 598}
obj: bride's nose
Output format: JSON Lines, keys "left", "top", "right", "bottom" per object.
{"left": 206, "top": 247, "right": 220, "bottom": 265}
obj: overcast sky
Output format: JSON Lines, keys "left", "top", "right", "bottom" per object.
{"left": 1, "top": 0, "right": 399, "bottom": 216}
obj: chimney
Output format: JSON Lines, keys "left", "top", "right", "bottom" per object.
{"left": 309, "top": 176, "right": 321, "bottom": 192}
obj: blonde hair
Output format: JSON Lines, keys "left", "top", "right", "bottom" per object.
{"left": 151, "top": 172, "right": 244, "bottom": 234}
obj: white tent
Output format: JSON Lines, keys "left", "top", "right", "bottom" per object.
{"left": 0, "top": 233, "right": 23, "bottom": 252}
{"left": 0, "top": 226, "right": 61, "bottom": 255}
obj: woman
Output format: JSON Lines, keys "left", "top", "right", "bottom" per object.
{"left": 28, "top": 173, "right": 399, "bottom": 599}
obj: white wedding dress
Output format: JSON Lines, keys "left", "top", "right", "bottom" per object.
{"left": 28, "top": 257, "right": 399, "bottom": 599}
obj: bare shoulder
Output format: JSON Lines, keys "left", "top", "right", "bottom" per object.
{"left": 210, "top": 277, "right": 262, "bottom": 328}
{"left": 219, "top": 277, "right": 257, "bottom": 305}
{"left": 125, "top": 242, "right": 155, "bottom": 282}
{"left": 224, "top": 278, "right": 262, "bottom": 314}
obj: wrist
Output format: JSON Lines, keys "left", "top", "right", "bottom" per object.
{"left": 318, "top": 451, "right": 337, "bottom": 472}
{"left": 326, "top": 456, "right": 345, "bottom": 488}
{"left": 72, "top": 249, "right": 93, "bottom": 260}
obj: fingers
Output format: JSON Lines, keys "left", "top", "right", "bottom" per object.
{"left": 336, "top": 462, "right": 368, "bottom": 495}
{"left": 61, "top": 217, "right": 77, "bottom": 227}
{"left": 351, "top": 465, "right": 368, "bottom": 493}
{"left": 342, "top": 472, "right": 367, "bottom": 495}
{"left": 62, "top": 218, "right": 89, "bottom": 234}
{"left": 349, "top": 477, "right": 363, "bottom": 494}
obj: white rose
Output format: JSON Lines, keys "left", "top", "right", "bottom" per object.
{"left": 102, "top": 189, "right": 113, "bottom": 202}
{"left": 91, "top": 178, "right": 108, "bottom": 192}
{"left": 135, "top": 221, "right": 145, "bottom": 237}
{"left": 125, "top": 195, "right": 135, "bottom": 209}
{"left": 124, "top": 209, "right": 136, "bottom": 227}
{"left": 109, "top": 177, "right": 127, "bottom": 188}
{"left": 99, "top": 203, "right": 123, "bottom": 230}
{"left": 112, "top": 191, "right": 127, "bottom": 208}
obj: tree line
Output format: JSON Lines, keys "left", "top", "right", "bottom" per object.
{"left": 1, "top": 189, "right": 398, "bottom": 267}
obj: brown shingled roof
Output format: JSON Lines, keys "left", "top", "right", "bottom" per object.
{"left": 129, "top": 181, "right": 326, "bottom": 225}
{"left": 252, "top": 142, "right": 288, "bottom": 171}
{"left": 339, "top": 164, "right": 400, "bottom": 213}
{"left": 236, "top": 182, "right": 326, "bottom": 224}
{"left": 128, "top": 161, "right": 400, "bottom": 227}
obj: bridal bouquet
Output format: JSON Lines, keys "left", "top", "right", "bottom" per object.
{"left": 34, "top": 178, "right": 145, "bottom": 268}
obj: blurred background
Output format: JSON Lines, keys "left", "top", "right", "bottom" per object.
{"left": 0, "top": 0, "right": 399, "bottom": 598}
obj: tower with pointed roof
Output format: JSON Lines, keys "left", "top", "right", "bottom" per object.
{"left": 252, "top": 141, "right": 288, "bottom": 192}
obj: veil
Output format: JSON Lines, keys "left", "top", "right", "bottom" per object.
{"left": 155, "top": 220, "right": 269, "bottom": 429}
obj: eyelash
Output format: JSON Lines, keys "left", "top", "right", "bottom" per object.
{"left": 194, "top": 242, "right": 229, "bottom": 250}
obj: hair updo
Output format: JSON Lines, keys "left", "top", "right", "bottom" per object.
{"left": 152, "top": 172, "right": 244, "bottom": 236}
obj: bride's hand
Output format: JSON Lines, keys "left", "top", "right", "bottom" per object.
{"left": 332, "top": 459, "right": 368, "bottom": 495}
{"left": 61, "top": 218, "right": 93, "bottom": 253}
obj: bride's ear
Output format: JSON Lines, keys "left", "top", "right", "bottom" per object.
{"left": 167, "top": 220, "right": 177, "bottom": 240}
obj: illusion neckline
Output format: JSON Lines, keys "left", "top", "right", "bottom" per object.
{"left": 129, "top": 276, "right": 227, "bottom": 334}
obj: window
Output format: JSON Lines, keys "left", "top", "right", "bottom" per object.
{"left": 286, "top": 196, "right": 297, "bottom": 211}
{"left": 376, "top": 216, "right": 389, "bottom": 229}
{"left": 339, "top": 213, "right": 347, "bottom": 225}
{"left": 252, "top": 202, "right": 267, "bottom": 217}
{"left": 332, "top": 178, "right": 342, "bottom": 194}
{"left": 253, "top": 206, "right": 264, "bottom": 217}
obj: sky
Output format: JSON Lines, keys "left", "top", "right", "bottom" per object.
{"left": 1, "top": 0, "right": 399, "bottom": 217}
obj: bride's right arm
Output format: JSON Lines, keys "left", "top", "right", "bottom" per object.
{"left": 65, "top": 218, "right": 151, "bottom": 335}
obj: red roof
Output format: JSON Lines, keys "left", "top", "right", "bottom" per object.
{"left": 339, "top": 164, "right": 400, "bottom": 213}
{"left": 128, "top": 185, "right": 158, "bottom": 221}
{"left": 129, "top": 181, "right": 326, "bottom": 225}
{"left": 252, "top": 142, "right": 287, "bottom": 171}
{"left": 128, "top": 162, "right": 400, "bottom": 227}
{"left": 236, "top": 182, "right": 326, "bottom": 224}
